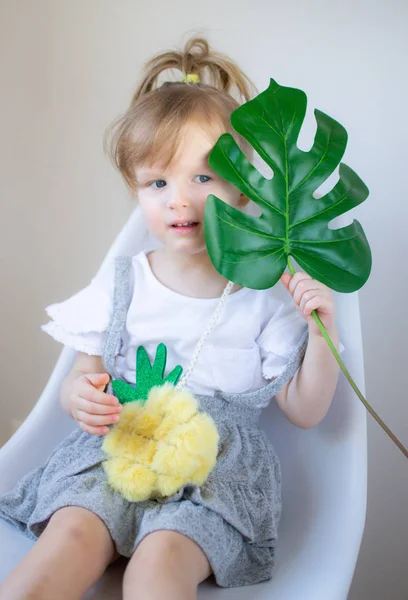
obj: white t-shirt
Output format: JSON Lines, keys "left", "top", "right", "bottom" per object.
{"left": 42, "top": 251, "right": 312, "bottom": 396}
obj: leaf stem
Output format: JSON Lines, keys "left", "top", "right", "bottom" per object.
{"left": 287, "top": 256, "right": 408, "bottom": 459}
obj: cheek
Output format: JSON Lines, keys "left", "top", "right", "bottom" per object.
{"left": 138, "top": 199, "right": 164, "bottom": 232}
{"left": 197, "top": 191, "right": 209, "bottom": 216}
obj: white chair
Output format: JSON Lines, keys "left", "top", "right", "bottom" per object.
{"left": 0, "top": 206, "right": 367, "bottom": 599}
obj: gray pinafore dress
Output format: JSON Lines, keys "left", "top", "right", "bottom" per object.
{"left": 0, "top": 257, "right": 308, "bottom": 588}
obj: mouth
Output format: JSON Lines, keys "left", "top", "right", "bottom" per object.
{"left": 169, "top": 220, "right": 200, "bottom": 233}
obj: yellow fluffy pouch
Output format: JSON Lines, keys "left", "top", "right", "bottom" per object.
{"left": 102, "top": 382, "right": 219, "bottom": 502}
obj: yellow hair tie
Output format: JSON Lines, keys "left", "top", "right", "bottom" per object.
{"left": 181, "top": 73, "right": 200, "bottom": 83}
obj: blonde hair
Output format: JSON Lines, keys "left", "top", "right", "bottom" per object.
{"left": 104, "top": 36, "right": 257, "bottom": 192}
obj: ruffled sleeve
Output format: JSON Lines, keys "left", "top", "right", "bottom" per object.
{"left": 256, "top": 286, "right": 345, "bottom": 379}
{"left": 41, "top": 260, "right": 115, "bottom": 356}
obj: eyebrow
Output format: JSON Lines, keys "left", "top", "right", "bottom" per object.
{"left": 137, "top": 161, "right": 212, "bottom": 176}
{"left": 142, "top": 151, "right": 212, "bottom": 172}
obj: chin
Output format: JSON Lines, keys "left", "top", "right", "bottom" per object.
{"left": 168, "top": 240, "right": 207, "bottom": 256}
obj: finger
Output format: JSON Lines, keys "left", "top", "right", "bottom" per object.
{"left": 288, "top": 272, "right": 313, "bottom": 295}
{"left": 75, "top": 409, "right": 121, "bottom": 427}
{"left": 299, "top": 291, "right": 321, "bottom": 314}
{"left": 294, "top": 283, "right": 321, "bottom": 306}
{"left": 84, "top": 372, "right": 111, "bottom": 390}
{"left": 78, "top": 421, "right": 111, "bottom": 436}
{"left": 297, "top": 283, "right": 328, "bottom": 310}
{"left": 280, "top": 272, "right": 292, "bottom": 290}
{"left": 73, "top": 395, "right": 123, "bottom": 416}
{"left": 303, "top": 296, "right": 332, "bottom": 317}
{"left": 76, "top": 379, "right": 119, "bottom": 407}
{"left": 80, "top": 372, "right": 111, "bottom": 389}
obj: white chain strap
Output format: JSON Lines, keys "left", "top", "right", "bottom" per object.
{"left": 175, "top": 280, "right": 235, "bottom": 390}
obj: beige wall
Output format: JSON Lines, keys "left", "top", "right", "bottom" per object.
{"left": 0, "top": 0, "right": 407, "bottom": 597}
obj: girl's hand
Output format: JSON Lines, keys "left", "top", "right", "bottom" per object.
{"left": 69, "top": 372, "right": 123, "bottom": 435}
{"left": 280, "top": 271, "right": 337, "bottom": 337}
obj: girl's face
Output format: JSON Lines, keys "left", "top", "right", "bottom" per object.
{"left": 134, "top": 123, "right": 248, "bottom": 257}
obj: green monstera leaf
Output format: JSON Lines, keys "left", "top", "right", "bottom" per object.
{"left": 204, "top": 78, "right": 372, "bottom": 293}
{"left": 204, "top": 79, "right": 407, "bottom": 459}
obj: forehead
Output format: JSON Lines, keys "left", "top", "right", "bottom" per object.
{"left": 136, "top": 123, "right": 220, "bottom": 176}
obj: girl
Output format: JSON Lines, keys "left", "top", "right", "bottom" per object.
{"left": 0, "top": 37, "right": 340, "bottom": 599}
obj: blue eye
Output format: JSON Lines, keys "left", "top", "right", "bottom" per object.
{"left": 151, "top": 180, "right": 166, "bottom": 189}
{"left": 194, "top": 175, "right": 211, "bottom": 183}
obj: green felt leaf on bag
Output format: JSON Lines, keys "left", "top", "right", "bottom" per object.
{"left": 204, "top": 78, "right": 372, "bottom": 292}
{"left": 112, "top": 343, "right": 183, "bottom": 404}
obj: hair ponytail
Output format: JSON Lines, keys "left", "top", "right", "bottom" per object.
{"left": 131, "top": 37, "right": 257, "bottom": 105}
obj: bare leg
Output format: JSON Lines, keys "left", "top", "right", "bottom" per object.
{"left": 123, "top": 530, "right": 212, "bottom": 600}
{"left": 0, "top": 506, "right": 119, "bottom": 600}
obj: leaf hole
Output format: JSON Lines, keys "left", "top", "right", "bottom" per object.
{"left": 296, "top": 104, "right": 317, "bottom": 152}
{"left": 245, "top": 201, "right": 262, "bottom": 217}
{"left": 328, "top": 213, "right": 356, "bottom": 230}
{"left": 251, "top": 150, "right": 273, "bottom": 180}
{"left": 312, "top": 168, "right": 340, "bottom": 199}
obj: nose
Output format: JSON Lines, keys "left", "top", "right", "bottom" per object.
{"left": 167, "top": 186, "right": 190, "bottom": 210}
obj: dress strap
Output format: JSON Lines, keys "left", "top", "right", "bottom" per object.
{"left": 102, "top": 256, "right": 133, "bottom": 385}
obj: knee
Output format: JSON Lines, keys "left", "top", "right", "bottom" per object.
{"left": 131, "top": 531, "right": 184, "bottom": 571}
{"left": 124, "top": 531, "right": 211, "bottom": 589}
{"left": 48, "top": 506, "right": 111, "bottom": 554}
{"left": 129, "top": 530, "right": 211, "bottom": 578}
{"left": 49, "top": 507, "right": 90, "bottom": 544}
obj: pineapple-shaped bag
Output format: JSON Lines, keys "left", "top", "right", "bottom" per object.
{"left": 101, "top": 280, "right": 234, "bottom": 502}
